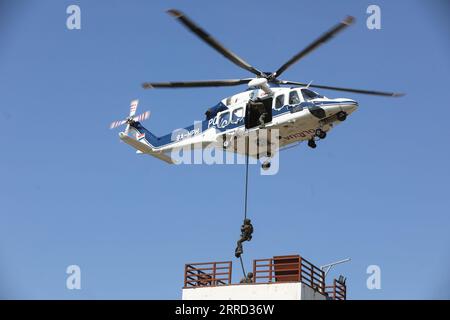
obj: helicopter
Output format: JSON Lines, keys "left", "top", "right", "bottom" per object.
{"left": 110, "top": 9, "right": 403, "bottom": 170}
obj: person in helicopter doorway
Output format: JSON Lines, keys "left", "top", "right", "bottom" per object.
{"left": 258, "top": 111, "right": 268, "bottom": 127}
{"left": 235, "top": 218, "right": 254, "bottom": 258}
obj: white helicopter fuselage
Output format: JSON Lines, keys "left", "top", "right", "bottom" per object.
{"left": 119, "top": 86, "right": 358, "bottom": 163}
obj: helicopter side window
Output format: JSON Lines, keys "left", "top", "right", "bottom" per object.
{"left": 218, "top": 111, "right": 230, "bottom": 128}
{"left": 289, "top": 90, "right": 300, "bottom": 104}
{"left": 301, "top": 89, "right": 323, "bottom": 101}
{"left": 274, "top": 94, "right": 285, "bottom": 109}
{"left": 231, "top": 107, "right": 244, "bottom": 124}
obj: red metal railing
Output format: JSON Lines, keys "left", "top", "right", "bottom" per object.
{"left": 184, "top": 261, "right": 232, "bottom": 288}
{"left": 183, "top": 255, "right": 347, "bottom": 300}
{"left": 252, "top": 255, "right": 325, "bottom": 293}
{"left": 325, "top": 279, "right": 347, "bottom": 300}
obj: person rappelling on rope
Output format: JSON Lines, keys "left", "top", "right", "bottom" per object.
{"left": 235, "top": 218, "right": 254, "bottom": 258}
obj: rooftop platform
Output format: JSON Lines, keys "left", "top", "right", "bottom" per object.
{"left": 182, "top": 254, "right": 346, "bottom": 300}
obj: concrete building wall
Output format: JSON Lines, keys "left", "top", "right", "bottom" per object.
{"left": 182, "top": 282, "right": 326, "bottom": 300}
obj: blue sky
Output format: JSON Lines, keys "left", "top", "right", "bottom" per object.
{"left": 1, "top": 0, "right": 449, "bottom": 299}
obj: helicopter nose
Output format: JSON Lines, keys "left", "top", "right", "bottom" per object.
{"left": 341, "top": 100, "right": 358, "bottom": 114}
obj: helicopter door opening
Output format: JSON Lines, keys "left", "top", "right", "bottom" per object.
{"left": 245, "top": 96, "right": 273, "bottom": 129}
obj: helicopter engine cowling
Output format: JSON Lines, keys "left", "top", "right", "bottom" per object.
{"left": 248, "top": 78, "right": 273, "bottom": 96}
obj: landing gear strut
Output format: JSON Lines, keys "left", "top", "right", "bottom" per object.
{"left": 261, "top": 160, "right": 271, "bottom": 170}
{"left": 315, "top": 128, "right": 327, "bottom": 139}
{"left": 309, "top": 128, "right": 325, "bottom": 149}
{"left": 337, "top": 111, "right": 347, "bottom": 121}
{"left": 308, "top": 139, "right": 317, "bottom": 149}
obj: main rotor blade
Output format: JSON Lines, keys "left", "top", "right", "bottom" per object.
{"left": 142, "top": 79, "right": 252, "bottom": 89}
{"left": 273, "top": 16, "right": 355, "bottom": 78}
{"left": 167, "top": 9, "right": 265, "bottom": 77}
{"left": 280, "top": 80, "right": 404, "bottom": 97}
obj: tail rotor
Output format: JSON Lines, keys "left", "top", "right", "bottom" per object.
{"left": 110, "top": 99, "right": 151, "bottom": 135}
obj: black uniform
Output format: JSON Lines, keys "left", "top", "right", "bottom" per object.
{"left": 235, "top": 218, "right": 254, "bottom": 258}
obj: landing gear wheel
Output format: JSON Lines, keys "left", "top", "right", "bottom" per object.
{"left": 261, "top": 161, "right": 271, "bottom": 170}
{"left": 315, "top": 128, "right": 327, "bottom": 139}
{"left": 337, "top": 111, "right": 347, "bottom": 121}
{"left": 308, "top": 139, "right": 317, "bottom": 149}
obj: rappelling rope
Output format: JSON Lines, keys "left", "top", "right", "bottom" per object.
{"left": 244, "top": 135, "right": 250, "bottom": 220}
{"left": 238, "top": 135, "right": 250, "bottom": 278}
{"left": 239, "top": 256, "right": 247, "bottom": 277}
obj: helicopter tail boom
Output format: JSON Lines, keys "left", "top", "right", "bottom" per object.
{"left": 119, "top": 132, "right": 175, "bottom": 164}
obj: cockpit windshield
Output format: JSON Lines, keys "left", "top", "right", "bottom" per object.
{"left": 301, "top": 89, "right": 324, "bottom": 100}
